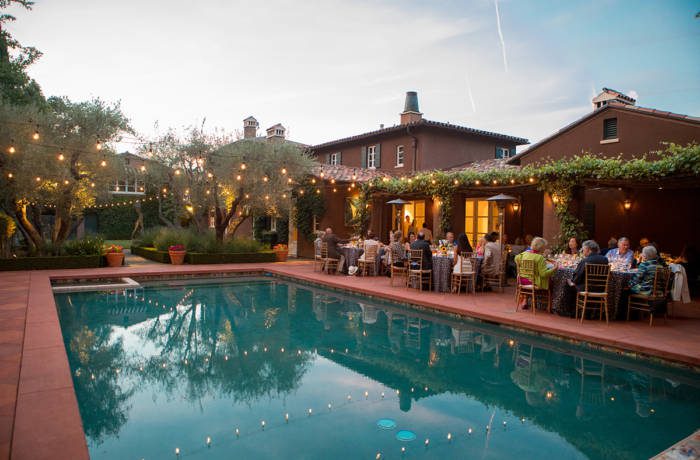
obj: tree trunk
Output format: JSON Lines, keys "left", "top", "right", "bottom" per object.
{"left": 157, "top": 198, "right": 176, "bottom": 228}
{"left": 14, "top": 202, "right": 42, "bottom": 253}
{"left": 226, "top": 215, "right": 249, "bottom": 237}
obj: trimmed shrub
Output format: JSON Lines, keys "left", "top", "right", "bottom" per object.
{"left": 222, "top": 238, "right": 267, "bottom": 253}
{"left": 134, "top": 227, "right": 161, "bottom": 248}
{"left": 63, "top": 235, "right": 105, "bottom": 256}
{"left": 186, "top": 251, "right": 275, "bottom": 264}
{"left": 0, "top": 255, "right": 101, "bottom": 271}
{"left": 130, "top": 246, "right": 170, "bottom": 264}
{"left": 153, "top": 228, "right": 196, "bottom": 251}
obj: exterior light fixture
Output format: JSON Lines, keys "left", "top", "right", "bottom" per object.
{"left": 623, "top": 199, "right": 632, "bottom": 210}
{"left": 512, "top": 202, "right": 520, "bottom": 213}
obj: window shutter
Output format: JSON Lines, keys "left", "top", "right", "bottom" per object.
{"left": 509, "top": 147, "right": 516, "bottom": 158}
{"left": 495, "top": 146, "right": 503, "bottom": 159}
{"left": 361, "top": 146, "right": 367, "bottom": 168}
{"left": 603, "top": 118, "right": 618, "bottom": 139}
{"left": 325, "top": 153, "right": 330, "bottom": 164}
{"left": 375, "top": 144, "right": 381, "bottom": 168}
{"left": 338, "top": 152, "right": 342, "bottom": 165}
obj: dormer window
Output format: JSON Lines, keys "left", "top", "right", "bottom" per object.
{"left": 275, "top": 128, "right": 284, "bottom": 136}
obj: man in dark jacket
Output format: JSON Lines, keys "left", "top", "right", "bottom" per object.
{"left": 321, "top": 227, "right": 342, "bottom": 260}
{"left": 410, "top": 232, "right": 433, "bottom": 270}
{"left": 570, "top": 240, "right": 609, "bottom": 291}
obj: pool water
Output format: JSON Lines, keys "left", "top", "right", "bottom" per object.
{"left": 54, "top": 277, "right": 700, "bottom": 459}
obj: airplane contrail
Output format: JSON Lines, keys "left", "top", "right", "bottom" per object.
{"left": 494, "top": 0, "right": 508, "bottom": 72}
{"left": 466, "top": 70, "right": 477, "bottom": 113}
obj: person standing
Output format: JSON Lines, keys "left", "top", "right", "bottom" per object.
{"left": 421, "top": 222, "right": 433, "bottom": 243}
{"left": 321, "top": 227, "right": 342, "bottom": 260}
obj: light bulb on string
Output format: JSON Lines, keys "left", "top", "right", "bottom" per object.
{"left": 100, "top": 158, "right": 107, "bottom": 167}
{"left": 8, "top": 141, "right": 16, "bottom": 154}
{"left": 32, "top": 129, "right": 39, "bottom": 140}
{"left": 96, "top": 140, "right": 102, "bottom": 151}
{"left": 57, "top": 152, "right": 65, "bottom": 161}
{"left": 263, "top": 176, "right": 269, "bottom": 182}
{"left": 287, "top": 177, "right": 292, "bottom": 184}
{"left": 35, "top": 176, "right": 41, "bottom": 182}
{"left": 281, "top": 167, "right": 287, "bottom": 175}
{"left": 140, "top": 165, "right": 146, "bottom": 172}
{"left": 7, "top": 173, "right": 13, "bottom": 179}
{"left": 175, "top": 169, "right": 181, "bottom": 176}
{"left": 240, "top": 163, "right": 247, "bottom": 170}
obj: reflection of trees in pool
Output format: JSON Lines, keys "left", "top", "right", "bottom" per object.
{"left": 59, "top": 298, "right": 136, "bottom": 445}
{"left": 57, "top": 282, "right": 313, "bottom": 445}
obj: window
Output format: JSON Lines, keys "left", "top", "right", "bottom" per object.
{"left": 603, "top": 118, "right": 617, "bottom": 140}
{"left": 495, "top": 147, "right": 513, "bottom": 159}
{"left": 367, "top": 145, "right": 376, "bottom": 169}
{"left": 275, "top": 128, "right": 284, "bottom": 136}
{"left": 330, "top": 152, "right": 340, "bottom": 165}
{"left": 464, "top": 199, "right": 498, "bottom": 246}
{"left": 110, "top": 178, "right": 144, "bottom": 194}
{"left": 396, "top": 145, "right": 404, "bottom": 167}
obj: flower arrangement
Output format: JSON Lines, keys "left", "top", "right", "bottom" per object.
{"left": 273, "top": 244, "right": 288, "bottom": 251}
{"left": 104, "top": 244, "right": 123, "bottom": 254}
{"left": 168, "top": 244, "right": 186, "bottom": 252}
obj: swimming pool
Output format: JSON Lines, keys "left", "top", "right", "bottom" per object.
{"left": 54, "top": 277, "right": 700, "bottom": 459}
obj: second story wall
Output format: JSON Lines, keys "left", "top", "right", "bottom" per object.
{"left": 417, "top": 129, "right": 517, "bottom": 170}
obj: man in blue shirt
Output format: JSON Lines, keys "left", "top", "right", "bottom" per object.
{"left": 606, "top": 237, "right": 634, "bottom": 268}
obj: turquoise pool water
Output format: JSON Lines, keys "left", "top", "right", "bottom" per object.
{"left": 55, "top": 277, "right": 700, "bottom": 459}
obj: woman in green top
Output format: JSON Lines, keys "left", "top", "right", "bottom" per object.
{"left": 514, "top": 237, "right": 559, "bottom": 290}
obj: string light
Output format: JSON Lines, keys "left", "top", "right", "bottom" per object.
{"left": 281, "top": 167, "right": 287, "bottom": 175}
{"left": 240, "top": 163, "right": 246, "bottom": 170}
{"left": 475, "top": 180, "right": 480, "bottom": 185}
{"left": 100, "top": 159, "right": 107, "bottom": 167}
{"left": 57, "top": 152, "right": 65, "bottom": 161}
{"left": 96, "top": 140, "right": 102, "bottom": 151}
{"left": 32, "top": 129, "right": 40, "bottom": 140}
{"left": 8, "top": 141, "right": 16, "bottom": 154}
{"left": 7, "top": 173, "right": 13, "bottom": 179}
{"left": 175, "top": 169, "right": 181, "bottom": 176}
{"left": 140, "top": 165, "right": 146, "bottom": 172}
{"left": 35, "top": 176, "right": 41, "bottom": 182}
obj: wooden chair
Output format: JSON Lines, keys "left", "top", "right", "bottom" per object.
{"left": 575, "top": 264, "right": 611, "bottom": 324}
{"left": 320, "top": 242, "right": 339, "bottom": 274}
{"left": 482, "top": 251, "right": 508, "bottom": 292}
{"left": 627, "top": 266, "right": 672, "bottom": 326}
{"left": 451, "top": 254, "right": 477, "bottom": 295}
{"left": 389, "top": 247, "right": 408, "bottom": 287}
{"left": 515, "top": 258, "right": 551, "bottom": 313}
{"left": 358, "top": 244, "right": 378, "bottom": 276}
{"left": 313, "top": 243, "right": 324, "bottom": 272}
{"left": 407, "top": 249, "right": 432, "bottom": 291}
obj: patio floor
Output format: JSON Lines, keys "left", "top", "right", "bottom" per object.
{"left": 1, "top": 260, "right": 699, "bottom": 459}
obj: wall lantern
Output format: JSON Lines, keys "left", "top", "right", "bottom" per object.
{"left": 623, "top": 199, "right": 632, "bottom": 211}
{"left": 512, "top": 202, "right": 520, "bottom": 213}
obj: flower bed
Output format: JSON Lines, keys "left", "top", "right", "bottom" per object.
{"left": 131, "top": 246, "right": 171, "bottom": 264}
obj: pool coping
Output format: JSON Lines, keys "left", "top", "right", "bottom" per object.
{"left": 8, "top": 262, "right": 700, "bottom": 459}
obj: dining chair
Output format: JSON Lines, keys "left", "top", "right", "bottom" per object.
{"left": 358, "top": 244, "right": 378, "bottom": 276}
{"left": 451, "top": 255, "right": 477, "bottom": 295}
{"left": 515, "top": 258, "right": 551, "bottom": 313}
{"left": 320, "top": 242, "right": 339, "bottom": 275}
{"left": 575, "top": 264, "right": 611, "bottom": 324}
{"left": 627, "top": 266, "right": 672, "bottom": 326}
{"left": 482, "top": 252, "right": 508, "bottom": 292}
{"left": 389, "top": 247, "right": 408, "bottom": 287}
{"left": 407, "top": 249, "right": 432, "bottom": 291}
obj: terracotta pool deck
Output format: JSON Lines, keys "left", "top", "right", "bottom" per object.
{"left": 1, "top": 260, "right": 700, "bottom": 459}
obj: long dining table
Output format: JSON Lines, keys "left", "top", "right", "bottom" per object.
{"left": 550, "top": 267, "right": 636, "bottom": 319}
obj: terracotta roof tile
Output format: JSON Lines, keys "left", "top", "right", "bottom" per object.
{"left": 312, "top": 164, "right": 389, "bottom": 183}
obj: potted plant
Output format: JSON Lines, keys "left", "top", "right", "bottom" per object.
{"left": 104, "top": 244, "right": 124, "bottom": 267}
{"left": 168, "top": 244, "right": 187, "bottom": 265}
{"left": 273, "top": 243, "right": 288, "bottom": 262}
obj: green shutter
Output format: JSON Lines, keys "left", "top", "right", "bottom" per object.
{"left": 361, "top": 146, "right": 367, "bottom": 168}
{"left": 375, "top": 144, "right": 381, "bottom": 168}
{"left": 495, "top": 146, "right": 502, "bottom": 159}
{"left": 338, "top": 152, "right": 342, "bottom": 165}
{"left": 509, "top": 147, "right": 516, "bottom": 158}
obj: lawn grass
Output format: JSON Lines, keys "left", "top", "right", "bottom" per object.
{"left": 105, "top": 239, "right": 132, "bottom": 248}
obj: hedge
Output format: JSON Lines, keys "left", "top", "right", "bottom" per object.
{"left": 131, "top": 246, "right": 276, "bottom": 264}
{"left": 130, "top": 246, "right": 171, "bottom": 264}
{"left": 0, "top": 255, "right": 102, "bottom": 271}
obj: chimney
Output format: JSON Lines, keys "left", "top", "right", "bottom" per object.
{"left": 591, "top": 87, "right": 636, "bottom": 111}
{"left": 266, "top": 123, "right": 286, "bottom": 142}
{"left": 400, "top": 91, "right": 423, "bottom": 124}
{"left": 243, "top": 116, "right": 259, "bottom": 139}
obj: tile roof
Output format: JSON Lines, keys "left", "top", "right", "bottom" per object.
{"left": 312, "top": 164, "right": 389, "bottom": 183}
{"left": 311, "top": 118, "right": 528, "bottom": 150}
{"left": 506, "top": 102, "right": 700, "bottom": 164}
{"left": 445, "top": 158, "right": 517, "bottom": 173}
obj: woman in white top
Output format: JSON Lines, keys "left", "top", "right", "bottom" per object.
{"left": 453, "top": 233, "right": 474, "bottom": 274}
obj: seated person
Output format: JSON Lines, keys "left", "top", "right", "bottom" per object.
{"left": 453, "top": 233, "right": 474, "bottom": 273}
{"left": 481, "top": 232, "right": 502, "bottom": 277}
{"left": 446, "top": 231, "right": 456, "bottom": 247}
{"left": 562, "top": 237, "right": 580, "bottom": 257}
{"left": 409, "top": 232, "right": 433, "bottom": 270}
{"left": 601, "top": 237, "right": 617, "bottom": 256}
{"left": 475, "top": 235, "right": 488, "bottom": 257}
{"left": 630, "top": 246, "right": 663, "bottom": 295}
{"left": 359, "top": 230, "right": 382, "bottom": 262}
{"left": 420, "top": 222, "right": 433, "bottom": 243}
{"left": 321, "top": 227, "right": 343, "bottom": 260}
{"left": 606, "top": 236, "right": 634, "bottom": 268}
{"left": 515, "top": 237, "right": 558, "bottom": 289}
{"left": 570, "top": 240, "right": 609, "bottom": 291}
{"left": 404, "top": 232, "right": 417, "bottom": 253}
{"left": 388, "top": 230, "right": 406, "bottom": 266}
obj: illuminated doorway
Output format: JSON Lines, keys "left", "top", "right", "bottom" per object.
{"left": 402, "top": 200, "right": 425, "bottom": 237}
{"left": 464, "top": 199, "right": 498, "bottom": 245}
